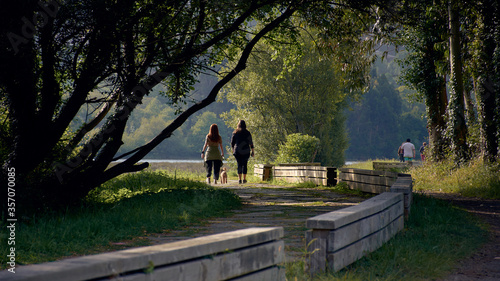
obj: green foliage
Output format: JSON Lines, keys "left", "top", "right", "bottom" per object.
{"left": 222, "top": 26, "right": 370, "bottom": 166}
{"left": 276, "top": 133, "right": 320, "bottom": 164}
{"left": 0, "top": 171, "right": 241, "bottom": 267}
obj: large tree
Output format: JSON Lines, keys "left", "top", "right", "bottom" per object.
{"left": 221, "top": 27, "right": 372, "bottom": 167}
{"left": 397, "top": 0, "right": 500, "bottom": 163}
{"left": 1, "top": 0, "right": 395, "bottom": 213}
{"left": 447, "top": 0, "right": 469, "bottom": 162}
{"left": 397, "top": 2, "right": 449, "bottom": 161}
{"left": 466, "top": 0, "right": 500, "bottom": 162}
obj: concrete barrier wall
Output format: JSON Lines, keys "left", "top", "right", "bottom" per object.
{"left": 339, "top": 168, "right": 412, "bottom": 217}
{"left": 254, "top": 164, "right": 337, "bottom": 186}
{"left": 1, "top": 227, "right": 285, "bottom": 281}
{"left": 338, "top": 168, "right": 399, "bottom": 193}
{"left": 306, "top": 169, "right": 413, "bottom": 275}
{"left": 306, "top": 192, "right": 404, "bottom": 274}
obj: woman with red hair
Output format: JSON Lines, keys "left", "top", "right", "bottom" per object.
{"left": 201, "top": 124, "right": 225, "bottom": 184}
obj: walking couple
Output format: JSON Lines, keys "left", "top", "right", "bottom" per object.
{"left": 201, "top": 120, "right": 255, "bottom": 184}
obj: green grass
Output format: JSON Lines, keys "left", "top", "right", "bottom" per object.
{"left": 410, "top": 158, "right": 500, "bottom": 199}
{"left": 285, "top": 193, "right": 488, "bottom": 281}
{"left": 0, "top": 171, "right": 241, "bottom": 268}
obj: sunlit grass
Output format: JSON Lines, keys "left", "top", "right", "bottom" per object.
{"left": 410, "top": 157, "right": 500, "bottom": 199}
{"left": 0, "top": 171, "right": 241, "bottom": 268}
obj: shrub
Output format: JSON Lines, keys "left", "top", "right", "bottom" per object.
{"left": 276, "top": 133, "right": 320, "bottom": 164}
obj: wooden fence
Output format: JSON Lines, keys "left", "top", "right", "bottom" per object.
{"left": 7, "top": 165, "right": 414, "bottom": 280}
{"left": 0, "top": 227, "right": 285, "bottom": 281}
{"left": 338, "top": 168, "right": 399, "bottom": 193}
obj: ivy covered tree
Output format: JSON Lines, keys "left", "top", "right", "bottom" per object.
{"left": 464, "top": 0, "right": 500, "bottom": 162}
{"left": 397, "top": 0, "right": 500, "bottom": 163}
{"left": 396, "top": 1, "right": 449, "bottom": 161}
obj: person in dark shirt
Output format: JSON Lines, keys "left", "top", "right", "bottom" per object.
{"left": 231, "top": 120, "right": 255, "bottom": 184}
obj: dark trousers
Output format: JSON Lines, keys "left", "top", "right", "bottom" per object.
{"left": 205, "top": 160, "right": 222, "bottom": 180}
{"left": 234, "top": 154, "right": 250, "bottom": 174}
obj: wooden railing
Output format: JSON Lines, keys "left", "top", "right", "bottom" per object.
{"left": 373, "top": 161, "right": 421, "bottom": 171}
{"left": 306, "top": 192, "right": 405, "bottom": 274}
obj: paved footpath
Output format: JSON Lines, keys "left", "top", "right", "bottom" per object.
{"left": 146, "top": 180, "right": 367, "bottom": 262}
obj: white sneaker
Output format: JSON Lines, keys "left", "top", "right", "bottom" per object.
{"left": 206, "top": 178, "right": 210, "bottom": 184}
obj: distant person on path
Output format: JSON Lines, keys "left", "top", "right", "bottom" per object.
{"left": 231, "top": 120, "right": 255, "bottom": 184}
{"left": 420, "top": 142, "right": 427, "bottom": 161}
{"left": 201, "top": 124, "right": 224, "bottom": 184}
{"left": 401, "top": 138, "right": 415, "bottom": 164}
{"left": 398, "top": 145, "right": 404, "bottom": 162}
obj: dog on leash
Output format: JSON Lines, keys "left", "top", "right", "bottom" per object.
{"left": 220, "top": 167, "right": 228, "bottom": 184}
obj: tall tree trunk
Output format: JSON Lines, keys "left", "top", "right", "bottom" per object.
{"left": 427, "top": 75, "right": 448, "bottom": 161}
{"left": 475, "top": 0, "right": 499, "bottom": 162}
{"left": 447, "top": 0, "right": 468, "bottom": 162}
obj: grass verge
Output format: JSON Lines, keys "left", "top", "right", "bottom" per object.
{"left": 410, "top": 158, "right": 500, "bottom": 199}
{"left": 0, "top": 171, "right": 241, "bottom": 268}
{"left": 285, "top": 193, "right": 488, "bottom": 280}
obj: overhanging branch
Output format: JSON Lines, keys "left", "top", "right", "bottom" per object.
{"left": 104, "top": 4, "right": 298, "bottom": 180}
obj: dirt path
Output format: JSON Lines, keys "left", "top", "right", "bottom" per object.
{"left": 146, "top": 180, "right": 367, "bottom": 262}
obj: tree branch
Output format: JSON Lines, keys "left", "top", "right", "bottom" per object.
{"left": 104, "top": 4, "right": 298, "bottom": 181}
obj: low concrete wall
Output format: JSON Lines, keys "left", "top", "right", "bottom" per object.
{"left": 338, "top": 168, "right": 412, "bottom": 217}
{"left": 254, "top": 164, "right": 337, "bottom": 186}
{"left": 306, "top": 169, "right": 413, "bottom": 275}
{"left": 338, "top": 168, "right": 399, "bottom": 193}
{"left": 306, "top": 192, "right": 404, "bottom": 275}
{"left": 1, "top": 227, "right": 285, "bottom": 281}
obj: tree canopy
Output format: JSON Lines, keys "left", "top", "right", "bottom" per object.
{"left": 396, "top": 0, "right": 500, "bottom": 163}
{"left": 221, "top": 26, "right": 371, "bottom": 166}
{"left": 1, "top": 0, "right": 395, "bottom": 213}
{"left": 1, "top": 0, "right": 499, "bottom": 215}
